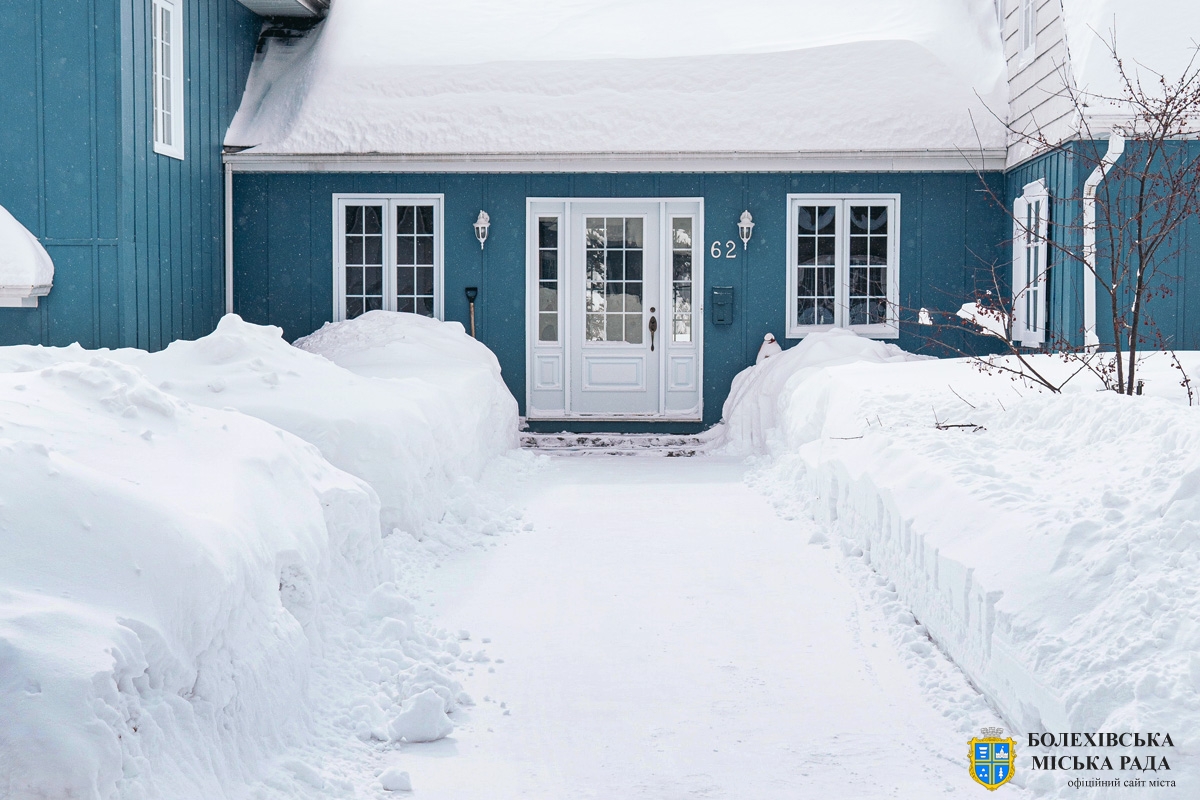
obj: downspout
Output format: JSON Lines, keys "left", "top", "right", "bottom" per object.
{"left": 224, "top": 160, "right": 234, "bottom": 316}
{"left": 1082, "top": 133, "right": 1124, "bottom": 348}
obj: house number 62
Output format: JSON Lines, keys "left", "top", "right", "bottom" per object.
{"left": 710, "top": 240, "right": 738, "bottom": 259}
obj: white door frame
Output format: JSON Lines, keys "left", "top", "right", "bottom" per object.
{"left": 525, "top": 197, "right": 704, "bottom": 421}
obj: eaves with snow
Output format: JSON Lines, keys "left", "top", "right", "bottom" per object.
{"left": 225, "top": 0, "right": 1011, "bottom": 169}
{"left": 0, "top": 205, "right": 53, "bottom": 308}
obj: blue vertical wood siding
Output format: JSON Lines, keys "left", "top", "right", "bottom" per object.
{"left": 1008, "top": 140, "right": 1200, "bottom": 349}
{"left": 0, "top": 0, "right": 258, "bottom": 349}
{"left": 232, "top": 170, "right": 1008, "bottom": 425}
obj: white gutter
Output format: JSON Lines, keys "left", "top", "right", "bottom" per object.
{"left": 1082, "top": 133, "right": 1124, "bottom": 348}
{"left": 224, "top": 161, "right": 234, "bottom": 315}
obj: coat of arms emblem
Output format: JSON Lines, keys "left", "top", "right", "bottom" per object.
{"left": 969, "top": 727, "right": 1016, "bottom": 790}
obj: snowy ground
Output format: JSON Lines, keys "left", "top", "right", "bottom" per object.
{"left": 4, "top": 316, "right": 1195, "bottom": 798}
{"left": 377, "top": 455, "right": 1024, "bottom": 800}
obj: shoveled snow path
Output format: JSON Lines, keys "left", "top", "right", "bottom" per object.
{"left": 397, "top": 455, "right": 1025, "bottom": 799}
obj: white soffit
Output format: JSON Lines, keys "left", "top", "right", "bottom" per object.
{"left": 236, "top": 0, "right": 326, "bottom": 18}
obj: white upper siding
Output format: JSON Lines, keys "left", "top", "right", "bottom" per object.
{"left": 1005, "top": 0, "right": 1200, "bottom": 166}
{"left": 1003, "top": 0, "right": 1080, "bottom": 166}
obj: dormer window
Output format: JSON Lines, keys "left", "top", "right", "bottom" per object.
{"left": 152, "top": 0, "right": 185, "bottom": 159}
{"left": 1019, "top": 0, "right": 1037, "bottom": 61}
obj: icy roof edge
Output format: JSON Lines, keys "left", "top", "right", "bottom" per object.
{"left": 223, "top": 149, "right": 1009, "bottom": 174}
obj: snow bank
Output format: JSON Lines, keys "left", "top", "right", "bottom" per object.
{"left": 0, "top": 359, "right": 381, "bottom": 797}
{"left": 0, "top": 312, "right": 519, "bottom": 538}
{"left": 0, "top": 313, "right": 521, "bottom": 797}
{"left": 0, "top": 204, "right": 53, "bottom": 298}
{"left": 227, "top": 0, "right": 1006, "bottom": 155}
{"left": 720, "top": 332, "right": 1200, "bottom": 797}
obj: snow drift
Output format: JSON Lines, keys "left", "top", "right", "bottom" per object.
{"left": 0, "top": 313, "right": 520, "bottom": 797}
{"left": 0, "top": 359, "right": 381, "bottom": 797}
{"left": 720, "top": 331, "right": 1200, "bottom": 797}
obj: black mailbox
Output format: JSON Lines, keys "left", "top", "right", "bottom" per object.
{"left": 712, "top": 286, "right": 734, "bottom": 325}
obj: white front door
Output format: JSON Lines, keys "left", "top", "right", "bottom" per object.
{"left": 526, "top": 198, "right": 703, "bottom": 421}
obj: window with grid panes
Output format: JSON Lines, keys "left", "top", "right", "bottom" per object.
{"left": 152, "top": 0, "right": 184, "bottom": 159}
{"left": 847, "top": 205, "right": 890, "bottom": 325}
{"left": 585, "top": 217, "right": 644, "bottom": 343}
{"left": 343, "top": 204, "right": 385, "bottom": 318}
{"left": 787, "top": 195, "right": 898, "bottom": 338}
{"left": 671, "top": 218, "right": 694, "bottom": 342}
{"left": 395, "top": 205, "right": 436, "bottom": 316}
{"left": 537, "top": 217, "right": 559, "bottom": 341}
{"left": 336, "top": 196, "right": 442, "bottom": 321}
{"left": 794, "top": 205, "right": 837, "bottom": 326}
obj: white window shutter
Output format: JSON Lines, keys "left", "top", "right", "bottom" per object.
{"left": 1012, "top": 195, "right": 1029, "bottom": 342}
{"left": 1013, "top": 181, "right": 1049, "bottom": 346}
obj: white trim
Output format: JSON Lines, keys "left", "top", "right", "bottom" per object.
{"left": 151, "top": 0, "right": 185, "bottom": 160}
{"left": 224, "top": 149, "right": 1007, "bottom": 174}
{"left": 331, "top": 193, "right": 445, "bottom": 322}
{"left": 1012, "top": 179, "right": 1049, "bottom": 345}
{"left": 224, "top": 161, "right": 234, "bottom": 314}
{"left": 785, "top": 194, "right": 900, "bottom": 340}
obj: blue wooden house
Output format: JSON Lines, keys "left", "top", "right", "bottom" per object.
{"left": 221, "top": 1, "right": 1012, "bottom": 429}
{"left": 2, "top": 0, "right": 1197, "bottom": 430}
{"left": 0, "top": 0, "right": 319, "bottom": 351}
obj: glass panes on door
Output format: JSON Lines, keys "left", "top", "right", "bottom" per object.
{"left": 585, "top": 217, "right": 644, "bottom": 343}
{"left": 1024, "top": 198, "right": 1041, "bottom": 333}
{"left": 538, "top": 217, "right": 559, "bottom": 342}
{"left": 848, "top": 205, "right": 889, "bottom": 325}
{"left": 795, "top": 205, "right": 837, "bottom": 326}
{"left": 396, "top": 205, "right": 436, "bottom": 317}
{"left": 344, "top": 204, "right": 385, "bottom": 318}
{"left": 671, "top": 218, "right": 693, "bottom": 342}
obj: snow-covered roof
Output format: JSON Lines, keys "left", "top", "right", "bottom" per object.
{"left": 0, "top": 205, "right": 53, "bottom": 307}
{"left": 226, "top": 0, "right": 1009, "bottom": 166}
{"left": 1064, "top": 1, "right": 1200, "bottom": 99}
{"left": 1062, "top": 0, "right": 1200, "bottom": 131}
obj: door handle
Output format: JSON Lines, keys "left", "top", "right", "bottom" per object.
{"left": 648, "top": 308, "right": 658, "bottom": 352}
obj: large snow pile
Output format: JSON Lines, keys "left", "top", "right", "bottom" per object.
{"left": 0, "top": 359, "right": 381, "bottom": 796}
{"left": 0, "top": 312, "right": 518, "bottom": 539}
{"left": 226, "top": 0, "right": 1006, "bottom": 155}
{"left": 0, "top": 204, "right": 53, "bottom": 290}
{"left": 0, "top": 313, "right": 521, "bottom": 797}
{"left": 719, "top": 331, "right": 1200, "bottom": 797}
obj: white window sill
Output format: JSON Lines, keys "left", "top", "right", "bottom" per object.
{"left": 154, "top": 141, "right": 185, "bottom": 161}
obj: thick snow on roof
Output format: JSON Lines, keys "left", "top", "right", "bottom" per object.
{"left": 227, "top": 0, "right": 1008, "bottom": 157}
{"left": 1063, "top": 0, "right": 1200, "bottom": 102}
{"left": 0, "top": 205, "right": 52, "bottom": 289}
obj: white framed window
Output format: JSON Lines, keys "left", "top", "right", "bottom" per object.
{"left": 536, "top": 215, "right": 561, "bottom": 342}
{"left": 152, "top": 0, "right": 185, "bottom": 159}
{"left": 785, "top": 194, "right": 900, "bottom": 339}
{"left": 1012, "top": 180, "right": 1049, "bottom": 345}
{"left": 333, "top": 195, "right": 444, "bottom": 321}
{"left": 1019, "top": 0, "right": 1037, "bottom": 62}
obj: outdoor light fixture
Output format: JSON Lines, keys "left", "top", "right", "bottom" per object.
{"left": 474, "top": 210, "right": 490, "bottom": 250}
{"left": 738, "top": 210, "right": 754, "bottom": 250}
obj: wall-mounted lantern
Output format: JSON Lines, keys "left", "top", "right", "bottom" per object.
{"left": 738, "top": 210, "right": 754, "bottom": 250}
{"left": 474, "top": 210, "right": 490, "bottom": 250}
